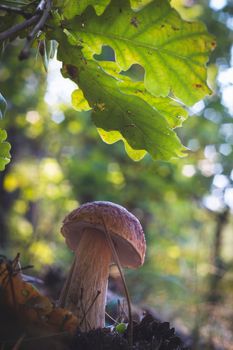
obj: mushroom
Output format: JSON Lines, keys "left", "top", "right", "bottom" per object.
{"left": 58, "top": 201, "right": 146, "bottom": 331}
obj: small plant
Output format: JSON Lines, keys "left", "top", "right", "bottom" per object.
{"left": 115, "top": 322, "right": 127, "bottom": 334}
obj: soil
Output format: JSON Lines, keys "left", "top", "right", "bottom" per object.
{"left": 0, "top": 303, "right": 188, "bottom": 350}
{"left": 70, "top": 314, "right": 188, "bottom": 350}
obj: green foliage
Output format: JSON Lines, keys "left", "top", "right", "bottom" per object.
{"left": 115, "top": 323, "right": 127, "bottom": 334}
{"left": 0, "top": 0, "right": 214, "bottom": 164}
{"left": 53, "top": 0, "right": 214, "bottom": 160}
{"left": 65, "top": 0, "right": 214, "bottom": 105}
{"left": 59, "top": 47, "right": 185, "bottom": 160}
{"left": 60, "top": 0, "right": 111, "bottom": 18}
{"left": 0, "top": 129, "right": 11, "bottom": 171}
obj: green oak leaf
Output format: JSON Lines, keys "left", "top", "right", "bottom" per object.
{"left": 99, "top": 61, "right": 188, "bottom": 128}
{"left": 58, "top": 45, "right": 186, "bottom": 160}
{"left": 67, "top": 0, "right": 215, "bottom": 106}
{"left": 119, "top": 80, "right": 188, "bottom": 129}
{"left": 0, "top": 129, "right": 11, "bottom": 171}
{"left": 71, "top": 83, "right": 146, "bottom": 161}
{"left": 0, "top": 93, "right": 7, "bottom": 119}
{"left": 75, "top": 60, "right": 188, "bottom": 129}
{"left": 61, "top": 0, "right": 111, "bottom": 19}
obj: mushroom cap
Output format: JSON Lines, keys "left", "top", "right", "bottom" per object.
{"left": 61, "top": 201, "right": 146, "bottom": 268}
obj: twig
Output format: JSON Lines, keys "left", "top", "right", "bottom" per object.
{"left": 36, "top": 0, "right": 46, "bottom": 12}
{"left": 13, "top": 265, "right": 34, "bottom": 275}
{"left": 0, "top": 4, "right": 30, "bottom": 17}
{"left": 79, "top": 287, "right": 88, "bottom": 331}
{"left": 2, "top": 0, "right": 29, "bottom": 5}
{"left": 80, "top": 287, "right": 92, "bottom": 331}
{"left": 79, "top": 290, "right": 101, "bottom": 328}
{"left": 118, "top": 299, "right": 128, "bottom": 322}
{"left": 101, "top": 215, "right": 133, "bottom": 348}
{"left": 19, "top": 0, "right": 52, "bottom": 60}
{"left": 105, "top": 311, "right": 119, "bottom": 324}
{"left": 0, "top": 14, "right": 40, "bottom": 41}
{"left": 58, "top": 257, "right": 76, "bottom": 307}
{"left": 12, "top": 334, "right": 26, "bottom": 350}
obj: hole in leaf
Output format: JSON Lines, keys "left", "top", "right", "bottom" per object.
{"left": 120, "top": 64, "right": 145, "bottom": 82}
{"left": 94, "top": 46, "right": 115, "bottom": 62}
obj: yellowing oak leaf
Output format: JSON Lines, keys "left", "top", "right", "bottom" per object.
{"left": 67, "top": 0, "right": 215, "bottom": 106}
{"left": 62, "top": 0, "right": 111, "bottom": 19}
{"left": 98, "top": 128, "right": 147, "bottom": 161}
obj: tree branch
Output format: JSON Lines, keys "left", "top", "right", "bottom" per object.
{"left": 0, "top": 14, "right": 40, "bottom": 42}
{"left": 0, "top": 4, "right": 30, "bottom": 17}
{"left": 19, "top": 0, "right": 52, "bottom": 60}
{"left": 36, "top": 0, "right": 47, "bottom": 12}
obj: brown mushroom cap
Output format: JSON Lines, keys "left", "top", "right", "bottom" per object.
{"left": 61, "top": 201, "right": 146, "bottom": 268}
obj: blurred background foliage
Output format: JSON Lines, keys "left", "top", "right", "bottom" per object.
{"left": 1, "top": 0, "right": 233, "bottom": 349}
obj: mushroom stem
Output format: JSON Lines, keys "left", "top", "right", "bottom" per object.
{"left": 60, "top": 229, "right": 112, "bottom": 331}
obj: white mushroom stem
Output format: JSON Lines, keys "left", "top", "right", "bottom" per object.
{"left": 59, "top": 228, "right": 112, "bottom": 331}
